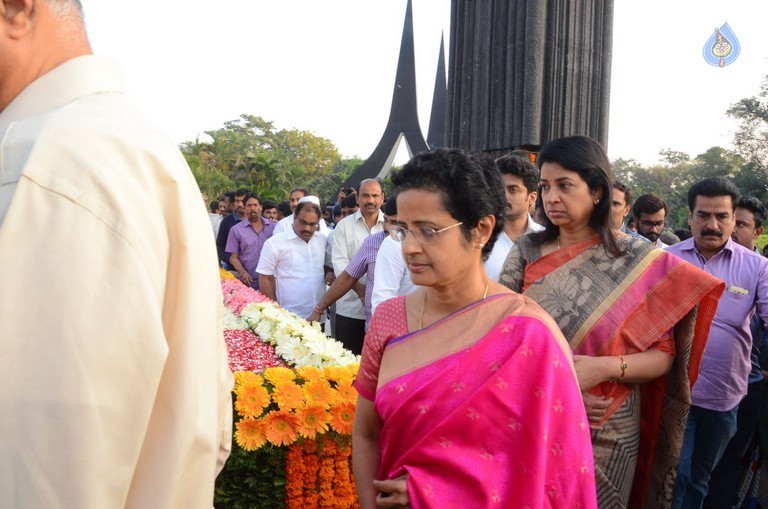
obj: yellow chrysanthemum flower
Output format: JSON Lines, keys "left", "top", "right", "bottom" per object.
{"left": 303, "top": 379, "right": 335, "bottom": 409}
{"left": 235, "top": 418, "right": 267, "bottom": 451}
{"left": 219, "top": 267, "right": 237, "bottom": 281}
{"left": 296, "top": 365, "right": 323, "bottom": 383}
{"left": 263, "top": 366, "right": 296, "bottom": 386}
{"left": 272, "top": 380, "right": 305, "bottom": 411}
{"left": 234, "top": 382, "right": 271, "bottom": 418}
{"left": 263, "top": 410, "right": 300, "bottom": 446}
{"left": 329, "top": 400, "right": 356, "bottom": 435}
{"left": 333, "top": 378, "right": 358, "bottom": 403}
{"left": 295, "top": 403, "right": 331, "bottom": 439}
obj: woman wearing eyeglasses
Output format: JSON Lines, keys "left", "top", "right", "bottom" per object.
{"left": 352, "top": 148, "right": 598, "bottom": 509}
{"left": 498, "top": 136, "right": 724, "bottom": 508}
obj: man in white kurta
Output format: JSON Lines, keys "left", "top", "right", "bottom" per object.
{"left": 257, "top": 202, "right": 327, "bottom": 319}
{"left": 0, "top": 2, "right": 232, "bottom": 507}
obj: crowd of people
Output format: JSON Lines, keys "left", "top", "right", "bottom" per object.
{"left": 5, "top": 2, "right": 768, "bottom": 508}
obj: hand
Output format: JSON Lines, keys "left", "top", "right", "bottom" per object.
{"left": 239, "top": 271, "right": 253, "bottom": 286}
{"left": 582, "top": 391, "right": 613, "bottom": 428}
{"left": 573, "top": 354, "right": 609, "bottom": 391}
{"left": 374, "top": 475, "right": 409, "bottom": 508}
{"left": 308, "top": 311, "right": 322, "bottom": 323}
{"left": 325, "top": 272, "right": 336, "bottom": 285}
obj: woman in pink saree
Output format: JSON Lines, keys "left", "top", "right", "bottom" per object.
{"left": 352, "top": 149, "right": 597, "bottom": 508}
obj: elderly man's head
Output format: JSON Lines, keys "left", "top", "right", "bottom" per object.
{"left": 0, "top": 0, "right": 91, "bottom": 112}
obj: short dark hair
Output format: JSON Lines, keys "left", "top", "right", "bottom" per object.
{"left": 277, "top": 201, "right": 292, "bottom": 217}
{"left": 495, "top": 153, "right": 539, "bottom": 193}
{"left": 391, "top": 148, "right": 505, "bottom": 260}
{"left": 244, "top": 193, "right": 262, "bottom": 205}
{"left": 687, "top": 177, "right": 741, "bottom": 212}
{"left": 235, "top": 188, "right": 250, "bottom": 198}
{"left": 224, "top": 191, "right": 236, "bottom": 202}
{"left": 262, "top": 200, "right": 278, "bottom": 211}
{"left": 612, "top": 181, "right": 633, "bottom": 206}
{"left": 209, "top": 200, "right": 221, "bottom": 213}
{"left": 737, "top": 196, "right": 767, "bottom": 226}
{"left": 674, "top": 228, "right": 693, "bottom": 241}
{"left": 289, "top": 187, "right": 309, "bottom": 197}
{"left": 341, "top": 194, "right": 358, "bottom": 209}
{"left": 633, "top": 194, "right": 668, "bottom": 218}
{"left": 294, "top": 201, "right": 321, "bottom": 218}
{"left": 381, "top": 196, "right": 398, "bottom": 216}
{"left": 532, "top": 135, "right": 622, "bottom": 256}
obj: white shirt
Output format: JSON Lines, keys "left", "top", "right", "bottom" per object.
{"left": 209, "top": 212, "right": 223, "bottom": 238}
{"left": 331, "top": 209, "right": 385, "bottom": 319}
{"left": 257, "top": 228, "right": 327, "bottom": 319}
{"left": 0, "top": 55, "right": 232, "bottom": 508}
{"left": 274, "top": 214, "right": 329, "bottom": 235}
{"left": 485, "top": 214, "right": 545, "bottom": 281}
{"left": 371, "top": 235, "right": 417, "bottom": 315}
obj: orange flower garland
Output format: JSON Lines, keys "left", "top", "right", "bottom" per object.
{"left": 285, "top": 444, "right": 305, "bottom": 509}
{"left": 318, "top": 439, "right": 337, "bottom": 508}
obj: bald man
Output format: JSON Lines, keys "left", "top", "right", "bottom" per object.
{"left": 0, "top": 1, "right": 232, "bottom": 506}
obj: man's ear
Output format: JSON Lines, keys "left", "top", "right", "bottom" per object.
{"left": 1, "top": 0, "right": 35, "bottom": 40}
{"left": 755, "top": 226, "right": 765, "bottom": 240}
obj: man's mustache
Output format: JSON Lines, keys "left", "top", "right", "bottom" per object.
{"left": 701, "top": 229, "right": 723, "bottom": 237}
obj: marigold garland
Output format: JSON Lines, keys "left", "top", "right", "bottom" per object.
{"left": 318, "top": 439, "right": 337, "bottom": 508}
{"left": 285, "top": 444, "right": 305, "bottom": 509}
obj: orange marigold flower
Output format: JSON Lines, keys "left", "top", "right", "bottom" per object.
{"left": 234, "top": 371, "right": 263, "bottom": 391}
{"left": 235, "top": 418, "right": 267, "bottom": 451}
{"left": 272, "top": 380, "right": 305, "bottom": 411}
{"left": 264, "top": 366, "right": 297, "bottom": 385}
{"left": 303, "top": 379, "right": 335, "bottom": 409}
{"left": 295, "top": 403, "right": 331, "bottom": 439}
{"left": 322, "top": 365, "right": 349, "bottom": 382}
{"left": 220, "top": 267, "right": 237, "bottom": 280}
{"left": 235, "top": 382, "right": 271, "bottom": 418}
{"left": 329, "top": 400, "right": 356, "bottom": 435}
{"left": 263, "top": 410, "right": 300, "bottom": 446}
{"left": 333, "top": 378, "right": 358, "bottom": 403}
{"left": 296, "top": 365, "right": 324, "bottom": 383}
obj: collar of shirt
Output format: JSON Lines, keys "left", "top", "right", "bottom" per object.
{"left": 525, "top": 214, "right": 545, "bottom": 233}
{"left": 0, "top": 55, "right": 125, "bottom": 133}
{"left": 352, "top": 208, "right": 385, "bottom": 232}
{"left": 679, "top": 236, "right": 735, "bottom": 259}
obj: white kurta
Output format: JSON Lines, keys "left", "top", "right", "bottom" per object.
{"left": 257, "top": 228, "right": 327, "bottom": 319}
{"left": 371, "top": 235, "right": 417, "bottom": 315}
{"left": 0, "top": 55, "right": 233, "bottom": 508}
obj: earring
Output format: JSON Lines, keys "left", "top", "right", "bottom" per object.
{"left": 477, "top": 243, "right": 484, "bottom": 249}
{"left": 594, "top": 199, "right": 600, "bottom": 205}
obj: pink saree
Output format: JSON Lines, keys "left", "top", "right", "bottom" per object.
{"left": 356, "top": 293, "right": 598, "bottom": 508}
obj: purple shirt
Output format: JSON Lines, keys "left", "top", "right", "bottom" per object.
{"left": 666, "top": 237, "right": 768, "bottom": 411}
{"left": 344, "top": 231, "right": 387, "bottom": 329}
{"left": 225, "top": 217, "right": 276, "bottom": 289}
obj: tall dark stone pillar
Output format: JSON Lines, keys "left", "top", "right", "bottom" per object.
{"left": 446, "top": 0, "right": 614, "bottom": 155}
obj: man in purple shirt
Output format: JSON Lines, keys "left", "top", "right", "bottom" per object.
{"left": 668, "top": 178, "right": 768, "bottom": 509}
{"left": 226, "top": 193, "right": 275, "bottom": 290}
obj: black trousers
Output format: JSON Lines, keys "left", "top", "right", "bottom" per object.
{"left": 335, "top": 314, "right": 366, "bottom": 355}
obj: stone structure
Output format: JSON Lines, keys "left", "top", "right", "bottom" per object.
{"left": 446, "top": 0, "right": 614, "bottom": 155}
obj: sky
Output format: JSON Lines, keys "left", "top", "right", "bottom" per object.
{"left": 80, "top": 0, "right": 768, "bottom": 167}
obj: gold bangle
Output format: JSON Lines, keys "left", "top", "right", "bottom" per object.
{"left": 611, "top": 355, "right": 628, "bottom": 383}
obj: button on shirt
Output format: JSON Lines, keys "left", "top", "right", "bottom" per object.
{"left": 225, "top": 217, "right": 275, "bottom": 290}
{"left": 666, "top": 237, "right": 768, "bottom": 411}
{"left": 331, "top": 209, "right": 385, "bottom": 320}
{"left": 256, "top": 228, "right": 327, "bottom": 319}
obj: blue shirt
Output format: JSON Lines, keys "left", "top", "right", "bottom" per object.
{"left": 666, "top": 238, "right": 768, "bottom": 411}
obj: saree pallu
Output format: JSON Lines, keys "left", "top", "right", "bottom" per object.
{"left": 373, "top": 293, "right": 598, "bottom": 508}
{"left": 499, "top": 235, "right": 724, "bottom": 509}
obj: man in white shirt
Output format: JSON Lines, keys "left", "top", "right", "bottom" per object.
{"left": 257, "top": 201, "right": 327, "bottom": 319}
{"left": 0, "top": 2, "right": 232, "bottom": 507}
{"left": 485, "top": 153, "right": 544, "bottom": 281}
{"left": 633, "top": 193, "right": 670, "bottom": 248}
{"left": 273, "top": 187, "right": 330, "bottom": 235}
{"left": 331, "top": 179, "right": 385, "bottom": 353}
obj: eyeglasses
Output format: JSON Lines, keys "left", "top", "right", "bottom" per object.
{"left": 296, "top": 219, "right": 319, "bottom": 229}
{"left": 388, "top": 222, "right": 463, "bottom": 244}
{"left": 639, "top": 220, "right": 666, "bottom": 230}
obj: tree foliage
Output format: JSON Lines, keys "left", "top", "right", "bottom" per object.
{"left": 182, "top": 115, "right": 350, "bottom": 203}
{"left": 727, "top": 76, "right": 768, "bottom": 168}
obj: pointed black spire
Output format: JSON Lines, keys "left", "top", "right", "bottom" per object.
{"left": 426, "top": 33, "right": 447, "bottom": 149}
{"left": 343, "top": 0, "right": 428, "bottom": 187}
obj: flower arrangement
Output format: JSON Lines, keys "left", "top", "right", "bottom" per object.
{"left": 216, "top": 275, "right": 360, "bottom": 508}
